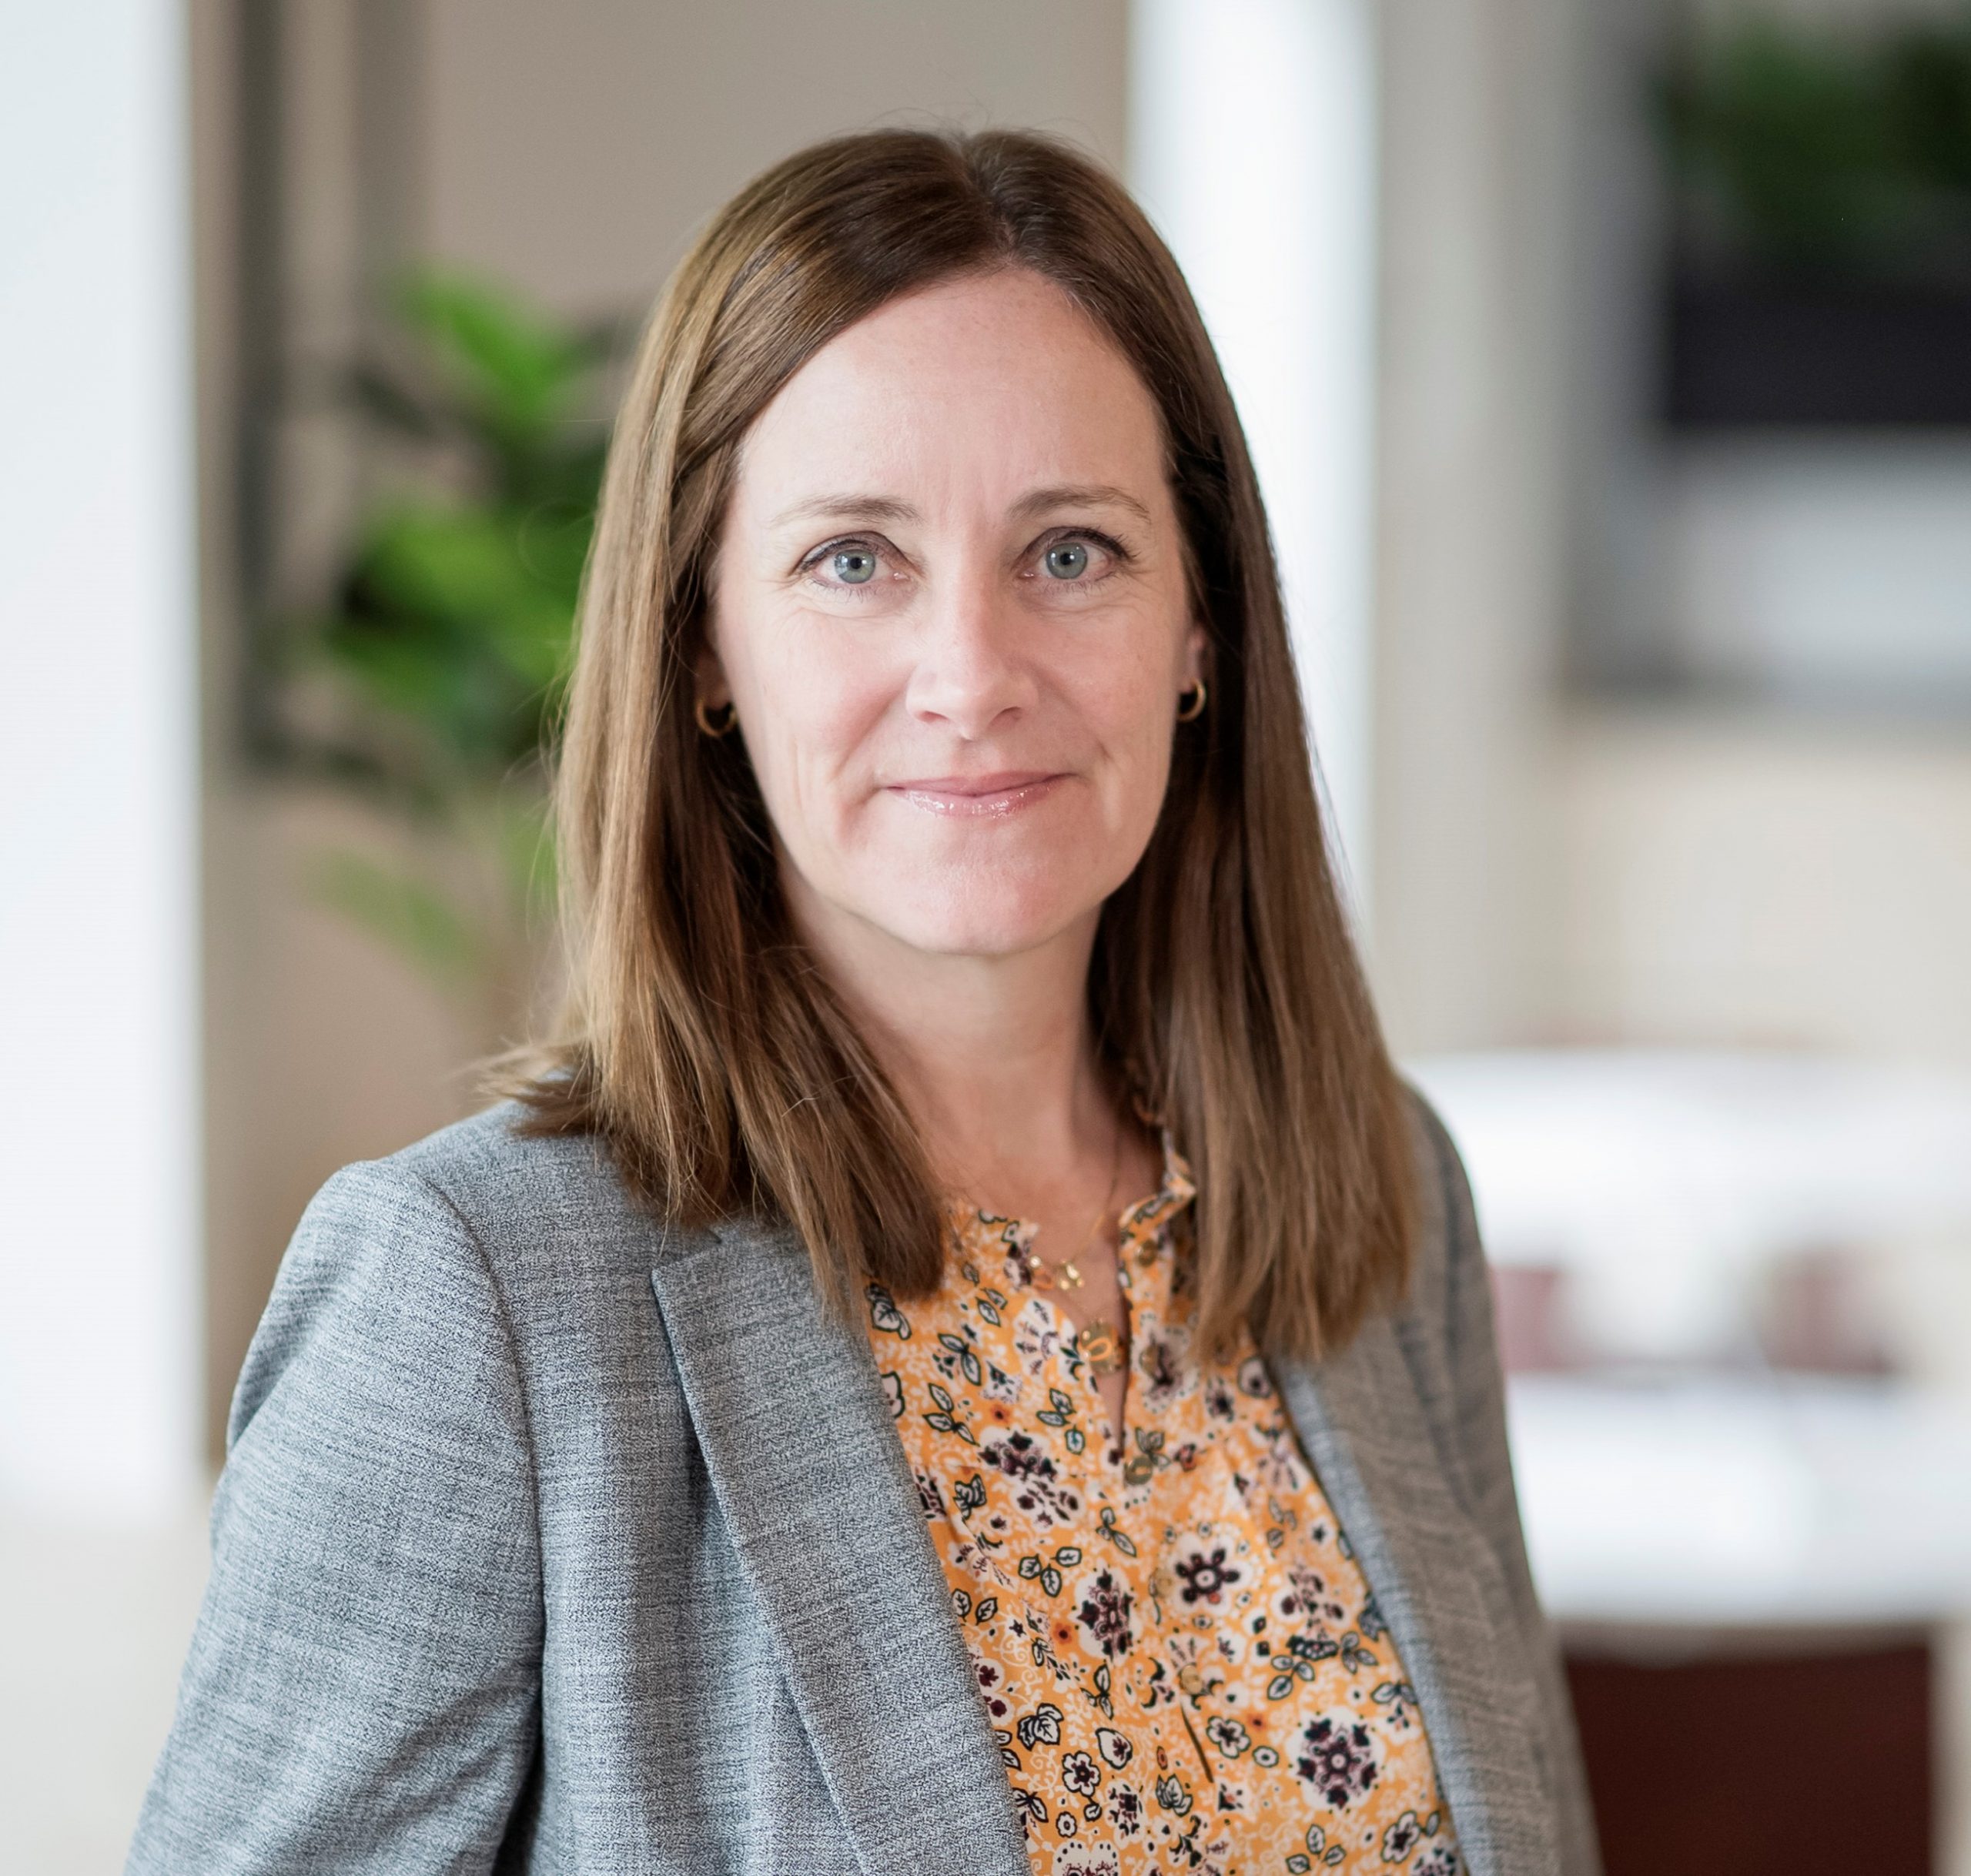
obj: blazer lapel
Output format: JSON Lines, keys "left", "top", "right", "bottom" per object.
{"left": 1278, "top": 1329, "right": 1555, "bottom": 1876}
{"left": 649, "top": 1219, "right": 1030, "bottom": 1876}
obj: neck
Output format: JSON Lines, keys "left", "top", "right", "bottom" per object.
{"left": 783, "top": 874, "right": 1115, "bottom": 1203}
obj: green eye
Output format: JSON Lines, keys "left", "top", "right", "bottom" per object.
{"left": 832, "top": 547, "right": 877, "bottom": 584}
{"left": 1043, "top": 541, "right": 1090, "bottom": 580}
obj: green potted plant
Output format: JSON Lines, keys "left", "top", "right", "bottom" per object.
{"left": 265, "top": 272, "right": 617, "bottom": 1035}
{"left": 1655, "top": 5, "right": 1971, "bottom": 423}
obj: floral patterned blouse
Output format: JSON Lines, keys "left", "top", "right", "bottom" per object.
{"left": 864, "top": 1139, "right": 1463, "bottom": 1876}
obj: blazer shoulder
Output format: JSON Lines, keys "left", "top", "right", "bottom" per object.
{"left": 251, "top": 1105, "right": 718, "bottom": 1442}
{"left": 1397, "top": 1082, "right": 1476, "bottom": 1330}
{"left": 306, "top": 1102, "right": 708, "bottom": 1319}
{"left": 384, "top": 1098, "right": 621, "bottom": 1209}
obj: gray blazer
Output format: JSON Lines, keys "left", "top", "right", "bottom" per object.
{"left": 129, "top": 1096, "right": 1598, "bottom": 1876}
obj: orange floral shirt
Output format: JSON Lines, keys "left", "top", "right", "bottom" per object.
{"left": 865, "top": 1142, "right": 1463, "bottom": 1876}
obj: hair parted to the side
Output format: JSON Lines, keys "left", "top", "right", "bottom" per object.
{"left": 500, "top": 126, "right": 1415, "bottom": 1363}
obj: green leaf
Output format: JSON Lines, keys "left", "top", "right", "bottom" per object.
{"left": 1655, "top": 9, "right": 1971, "bottom": 276}
{"left": 395, "top": 268, "right": 594, "bottom": 446}
{"left": 262, "top": 263, "right": 612, "bottom": 1021}
{"left": 308, "top": 848, "right": 482, "bottom": 989}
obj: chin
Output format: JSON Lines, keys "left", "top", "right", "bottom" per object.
{"left": 875, "top": 864, "right": 1104, "bottom": 959}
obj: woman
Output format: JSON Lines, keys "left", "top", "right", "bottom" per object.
{"left": 131, "top": 129, "right": 1596, "bottom": 1876}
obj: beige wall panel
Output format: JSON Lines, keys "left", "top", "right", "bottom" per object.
{"left": 1370, "top": 0, "right": 1581, "bottom": 1054}
{"left": 422, "top": 0, "right": 1130, "bottom": 315}
{"left": 1558, "top": 711, "right": 1971, "bottom": 1065}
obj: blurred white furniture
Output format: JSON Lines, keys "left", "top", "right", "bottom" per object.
{"left": 1505, "top": 1373, "right": 1971, "bottom": 1629}
{"left": 1409, "top": 1047, "right": 1971, "bottom": 1359}
{"left": 1405, "top": 1048, "right": 1971, "bottom": 1630}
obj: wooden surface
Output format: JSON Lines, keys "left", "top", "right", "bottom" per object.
{"left": 1568, "top": 1640, "right": 1933, "bottom": 1876}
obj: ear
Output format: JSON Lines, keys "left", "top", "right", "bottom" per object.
{"left": 694, "top": 635, "right": 731, "bottom": 711}
{"left": 1182, "top": 616, "right": 1209, "bottom": 690}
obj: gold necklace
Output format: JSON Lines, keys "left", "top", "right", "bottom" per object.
{"left": 1026, "top": 1122, "right": 1123, "bottom": 1296}
{"left": 1027, "top": 1125, "right": 1132, "bottom": 1380}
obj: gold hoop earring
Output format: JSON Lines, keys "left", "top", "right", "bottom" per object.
{"left": 1176, "top": 678, "right": 1208, "bottom": 723}
{"left": 694, "top": 697, "right": 738, "bottom": 738}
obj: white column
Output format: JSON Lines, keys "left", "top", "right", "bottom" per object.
{"left": 1129, "top": 0, "right": 1380, "bottom": 905}
{"left": 0, "top": 2, "right": 202, "bottom": 1516}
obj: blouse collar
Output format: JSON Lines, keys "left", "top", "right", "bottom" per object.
{"left": 1116, "top": 1125, "right": 1196, "bottom": 1252}
{"left": 946, "top": 1125, "right": 1196, "bottom": 1260}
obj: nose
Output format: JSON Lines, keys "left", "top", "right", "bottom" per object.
{"left": 903, "top": 569, "right": 1038, "bottom": 737}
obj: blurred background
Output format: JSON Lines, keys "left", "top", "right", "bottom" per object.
{"left": 5, "top": 0, "right": 1971, "bottom": 1870}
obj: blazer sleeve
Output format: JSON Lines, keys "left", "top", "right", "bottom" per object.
{"left": 1413, "top": 1098, "right": 1602, "bottom": 1876}
{"left": 126, "top": 1159, "right": 543, "bottom": 1874}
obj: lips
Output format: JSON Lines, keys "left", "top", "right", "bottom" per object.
{"left": 884, "top": 771, "right": 1066, "bottom": 818}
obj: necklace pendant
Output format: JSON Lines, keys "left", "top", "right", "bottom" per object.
{"left": 1079, "top": 1320, "right": 1125, "bottom": 1374}
{"left": 1029, "top": 1259, "right": 1056, "bottom": 1292}
{"left": 1056, "top": 1259, "right": 1084, "bottom": 1291}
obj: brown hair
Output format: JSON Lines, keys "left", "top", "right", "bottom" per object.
{"left": 507, "top": 127, "right": 1414, "bottom": 1362}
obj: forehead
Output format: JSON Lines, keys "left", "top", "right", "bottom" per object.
{"left": 731, "top": 268, "right": 1168, "bottom": 510}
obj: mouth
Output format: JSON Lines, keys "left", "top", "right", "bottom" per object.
{"left": 883, "top": 770, "right": 1068, "bottom": 818}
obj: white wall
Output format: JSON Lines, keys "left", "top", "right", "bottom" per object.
{"left": 1129, "top": 0, "right": 1380, "bottom": 896}
{"left": 0, "top": 3, "right": 202, "bottom": 1515}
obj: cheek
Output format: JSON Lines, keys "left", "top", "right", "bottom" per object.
{"left": 730, "top": 618, "right": 898, "bottom": 838}
{"left": 1072, "top": 634, "right": 1182, "bottom": 822}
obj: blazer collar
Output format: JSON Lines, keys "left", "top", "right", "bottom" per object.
{"left": 649, "top": 1219, "right": 1030, "bottom": 1876}
{"left": 1277, "top": 1328, "right": 1556, "bottom": 1876}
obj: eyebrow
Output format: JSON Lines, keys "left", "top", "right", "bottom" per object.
{"left": 767, "top": 493, "right": 919, "bottom": 530}
{"left": 1010, "top": 483, "right": 1155, "bottom": 527}
{"left": 766, "top": 482, "right": 1155, "bottom": 532}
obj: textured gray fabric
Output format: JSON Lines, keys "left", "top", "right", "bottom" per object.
{"left": 128, "top": 1095, "right": 1598, "bottom": 1876}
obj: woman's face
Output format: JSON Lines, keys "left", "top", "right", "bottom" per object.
{"left": 705, "top": 267, "right": 1205, "bottom": 963}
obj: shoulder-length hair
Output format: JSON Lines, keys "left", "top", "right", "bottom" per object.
{"left": 507, "top": 126, "right": 1414, "bottom": 1363}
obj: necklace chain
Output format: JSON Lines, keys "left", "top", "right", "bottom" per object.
{"left": 954, "top": 1120, "right": 1136, "bottom": 1378}
{"left": 1026, "top": 1119, "right": 1124, "bottom": 1295}
{"left": 1027, "top": 1124, "right": 1130, "bottom": 1376}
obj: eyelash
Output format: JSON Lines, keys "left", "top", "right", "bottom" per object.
{"left": 796, "top": 527, "right": 1133, "bottom": 594}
